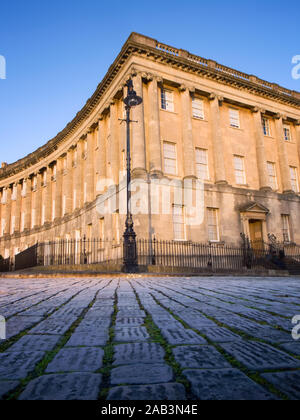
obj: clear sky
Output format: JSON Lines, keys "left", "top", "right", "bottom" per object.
{"left": 0, "top": 0, "right": 299, "bottom": 164}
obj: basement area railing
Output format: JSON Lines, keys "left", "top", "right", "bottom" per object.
{"left": 7, "top": 235, "right": 300, "bottom": 273}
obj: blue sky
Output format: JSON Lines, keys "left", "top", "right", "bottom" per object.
{"left": 0, "top": 0, "right": 299, "bottom": 164}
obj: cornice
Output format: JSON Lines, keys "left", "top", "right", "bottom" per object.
{"left": 1, "top": 32, "right": 300, "bottom": 182}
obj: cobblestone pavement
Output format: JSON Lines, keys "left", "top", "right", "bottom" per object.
{"left": 0, "top": 276, "right": 299, "bottom": 400}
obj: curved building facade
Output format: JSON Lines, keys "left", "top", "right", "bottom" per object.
{"left": 1, "top": 33, "right": 300, "bottom": 260}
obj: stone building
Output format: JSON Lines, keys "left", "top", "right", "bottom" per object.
{"left": 0, "top": 33, "right": 300, "bottom": 260}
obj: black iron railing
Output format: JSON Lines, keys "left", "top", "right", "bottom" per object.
{"left": 10, "top": 235, "right": 300, "bottom": 273}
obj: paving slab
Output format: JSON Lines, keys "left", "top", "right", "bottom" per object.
{"left": 113, "top": 343, "right": 165, "bottom": 365}
{"left": 262, "top": 371, "right": 300, "bottom": 400}
{"left": 5, "top": 334, "right": 61, "bottom": 353}
{"left": 0, "top": 380, "right": 19, "bottom": 399}
{"left": 160, "top": 328, "right": 207, "bottom": 345}
{"left": 6, "top": 316, "right": 43, "bottom": 339}
{"left": 65, "top": 331, "right": 109, "bottom": 347}
{"left": 30, "top": 317, "right": 76, "bottom": 335}
{"left": 199, "top": 327, "right": 242, "bottom": 343}
{"left": 18, "top": 373, "right": 102, "bottom": 400}
{"left": 279, "top": 342, "right": 300, "bottom": 356}
{"left": 107, "top": 383, "right": 186, "bottom": 400}
{"left": 115, "top": 317, "right": 145, "bottom": 327}
{"left": 114, "top": 327, "right": 150, "bottom": 342}
{"left": 183, "top": 368, "right": 276, "bottom": 400}
{"left": 173, "top": 345, "right": 231, "bottom": 369}
{"left": 111, "top": 363, "right": 173, "bottom": 385}
{"left": 0, "top": 351, "right": 45, "bottom": 379}
{"left": 46, "top": 347, "right": 104, "bottom": 373}
{"left": 220, "top": 341, "right": 300, "bottom": 370}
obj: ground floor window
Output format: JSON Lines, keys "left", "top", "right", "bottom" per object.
{"left": 207, "top": 208, "right": 219, "bottom": 242}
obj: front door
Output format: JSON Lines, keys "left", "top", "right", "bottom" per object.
{"left": 249, "top": 219, "right": 263, "bottom": 249}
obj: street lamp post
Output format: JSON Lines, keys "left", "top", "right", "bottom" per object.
{"left": 122, "top": 79, "right": 143, "bottom": 273}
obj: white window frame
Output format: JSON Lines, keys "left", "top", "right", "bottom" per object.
{"left": 281, "top": 214, "right": 291, "bottom": 242}
{"left": 267, "top": 162, "right": 277, "bottom": 190}
{"left": 207, "top": 208, "right": 220, "bottom": 242}
{"left": 234, "top": 155, "right": 246, "bottom": 185}
{"left": 229, "top": 108, "right": 240, "bottom": 128}
{"left": 161, "top": 88, "right": 174, "bottom": 112}
{"left": 283, "top": 124, "right": 292, "bottom": 141}
{"left": 290, "top": 166, "right": 299, "bottom": 192}
{"left": 262, "top": 117, "right": 271, "bottom": 136}
{"left": 195, "top": 148, "right": 209, "bottom": 180}
{"left": 172, "top": 204, "right": 186, "bottom": 241}
{"left": 192, "top": 97, "right": 204, "bottom": 120}
{"left": 163, "top": 141, "right": 177, "bottom": 175}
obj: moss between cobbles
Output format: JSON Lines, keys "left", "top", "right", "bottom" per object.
{"left": 98, "top": 283, "right": 119, "bottom": 400}
{"left": 149, "top": 287, "right": 291, "bottom": 400}
{"left": 129, "top": 281, "right": 194, "bottom": 399}
{"left": 2, "top": 280, "right": 112, "bottom": 401}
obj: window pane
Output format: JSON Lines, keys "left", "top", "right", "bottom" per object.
{"left": 192, "top": 98, "right": 204, "bottom": 119}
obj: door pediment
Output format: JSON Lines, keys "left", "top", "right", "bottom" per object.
{"left": 239, "top": 201, "right": 270, "bottom": 215}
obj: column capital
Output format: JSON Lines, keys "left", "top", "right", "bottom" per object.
{"left": 251, "top": 106, "right": 266, "bottom": 114}
{"left": 209, "top": 92, "right": 223, "bottom": 103}
{"left": 295, "top": 119, "right": 300, "bottom": 126}
{"left": 274, "top": 113, "right": 286, "bottom": 120}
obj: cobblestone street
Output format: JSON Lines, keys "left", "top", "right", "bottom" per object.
{"left": 0, "top": 276, "right": 299, "bottom": 400}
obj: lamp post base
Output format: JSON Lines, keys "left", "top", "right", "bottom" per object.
{"left": 122, "top": 220, "right": 138, "bottom": 273}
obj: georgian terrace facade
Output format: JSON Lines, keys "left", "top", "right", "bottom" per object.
{"left": 1, "top": 33, "right": 300, "bottom": 260}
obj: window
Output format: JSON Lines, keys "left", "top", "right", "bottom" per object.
{"left": 1, "top": 189, "right": 7, "bottom": 204}
{"left": 62, "top": 195, "right": 66, "bottom": 216}
{"left": 52, "top": 164, "right": 57, "bottom": 181}
{"left": 290, "top": 166, "right": 299, "bottom": 192}
{"left": 229, "top": 108, "right": 240, "bottom": 128}
{"left": 99, "top": 218, "right": 104, "bottom": 242}
{"left": 281, "top": 215, "right": 291, "bottom": 242}
{"left": 52, "top": 200, "right": 56, "bottom": 221}
{"left": 20, "top": 212, "right": 25, "bottom": 232}
{"left": 267, "top": 162, "right": 277, "bottom": 190}
{"left": 73, "top": 149, "right": 78, "bottom": 167}
{"left": 21, "top": 181, "right": 27, "bottom": 197}
{"left": 32, "top": 176, "right": 37, "bottom": 192}
{"left": 161, "top": 88, "right": 174, "bottom": 112}
{"left": 11, "top": 185, "right": 17, "bottom": 201}
{"left": 234, "top": 156, "right": 246, "bottom": 185}
{"left": 113, "top": 212, "right": 120, "bottom": 243}
{"left": 11, "top": 216, "right": 15, "bottom": 234}
{"left": 195, "top": 148, "right": 209, "bottom": 180}
{"left": 84, "top": 182, "right": 87, "bottom": 203}
{"left": 1, "top": 219, "right": 5, "bottom": 236}
{"left": 163, "top": 142, "right": 177, "bottom": 175}
{"left": 283, "top": 124, "right": 291, "bottom": 141}
{"left": 207, "top": 208, "right": 219, "bottom": 242}
{"left": 173, "top": 205, "right": 185, "bottom": 240}
{"left": 42, "top": 170, "right": 47, "bottom": 187}
{"left": 41, "top": 204, "right": 45, "bottom": 225}
{"left": 31, "top": 209, "right": 36, "bottom": 229}
{"left": 63, "top": 157, "right": 67, "bottom": 174}
{"left": 83, "top": 140, "right": 88, "bottom": 159}
{"left": 262, "top": 117, "right": 270, "bottom": 136}
{"left": 192, "top": 97, "right": 204, "bottom": 119}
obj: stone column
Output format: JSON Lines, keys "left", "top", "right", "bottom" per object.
{"left": 148, "top": 76, "right": 163, "bottom": 176}
{"left": 109, "top": 101, "right": 119, "bottom": 185}
{"left": 275, "top": 114, "right": 293, "bottom": 193}
{"left": 97, "top": 117, "right": 107, "bottom": 194}
{"left": 131, "top": 74, "right": 147, "bottom": 178}
{"left": 252, "top": 108, "right": 269, "bottom": 190}
{"left": 14, "top": 181, "right": 22, "bottom": 232}
{"left": 24, "top": 177, "right": 32, "bottom": 230}
{"left": 180, "top": 85, "right": 196, "bottom": 179}
{"left": 296, "top": 120, "right": 300, "bottom": 166}
{"left": 34, "top": 172, "right": 42, "bottom": 227}
{"left": 74, "top": 141, "right": 83, "bottom": 209}
{"left": 44, "top": 167, "right": 52, "bottom": 223}
{"left": 64, "top": 150, "right": 73, "bottom": 214}
{"left": 4, "top": 186, "right": 12, "bottom": 235}
{"left": 209, "top": 94, "right": 227, "bottom": 184}
{"left": 86, "top": 130, "right": 95, "bottom": 202}
{"left": 55, "top": 158, "right": 63, "bottom": 219}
